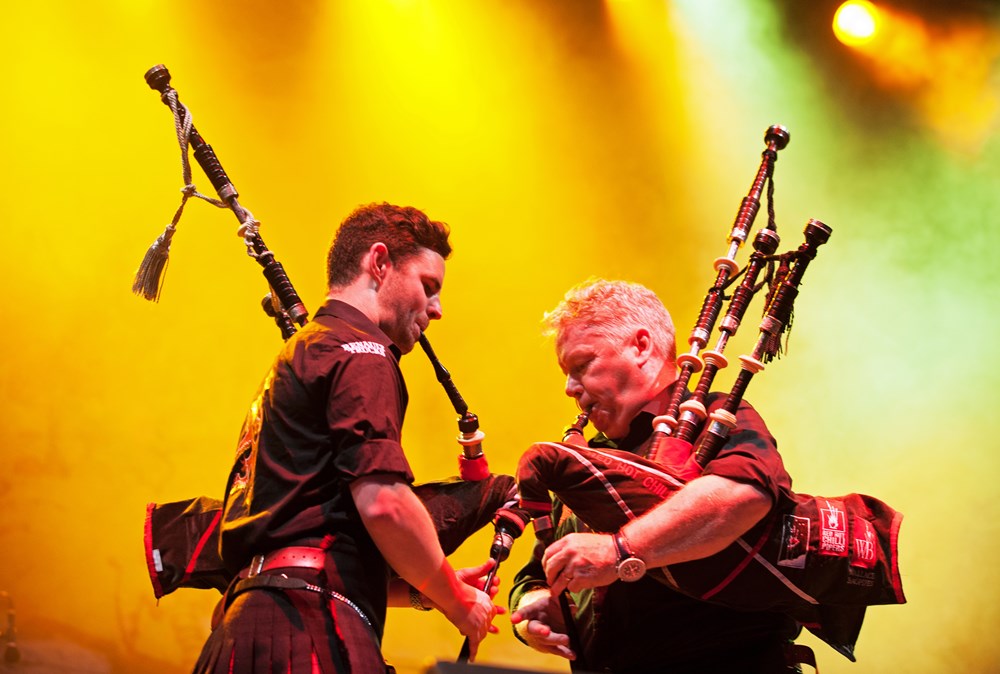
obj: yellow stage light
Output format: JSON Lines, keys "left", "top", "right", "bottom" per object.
{"left": 833, "top": 0, "right": 880, "bottom": 46}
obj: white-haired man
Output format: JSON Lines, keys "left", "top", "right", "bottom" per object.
{"left": 510, "top": 279, "right": 799, "bottom": 673}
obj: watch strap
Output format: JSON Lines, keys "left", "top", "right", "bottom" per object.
{"left": 613, "top": 531, "right": 646, "bottom": 582}
{"left": 613, "top": 531, "right": 635, "bottom": 562}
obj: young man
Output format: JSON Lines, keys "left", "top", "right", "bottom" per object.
{"left": 194, "top": 203, "right": 499, "bottom": 674}
{"left": 510, "top": 279, "right": 799, "bottom": 673}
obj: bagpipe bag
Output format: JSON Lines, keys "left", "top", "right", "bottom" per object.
{"left": 144, "top": 474, "right": 518, "bottom": 600}
{"left": 515, "top": 440, "right": 905, "bottom": 660}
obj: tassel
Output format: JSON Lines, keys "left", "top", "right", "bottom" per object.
{"left": 132, "top": 223, "right": 176, "bottom": 301}
{"left": 133, "top": 185, "right": 196, "bottom": 302}
{"left": 760, "top": 255, "right": 792, "bottom": 362}
{"left": 779, "top": 308, "right": 795, "bottom": 358}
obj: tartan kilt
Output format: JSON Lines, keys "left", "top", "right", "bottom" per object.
{"left": 192, "top": 568, "right": 388, "bottom": 674}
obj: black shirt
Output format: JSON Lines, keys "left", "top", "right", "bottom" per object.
{"left": 511, "top": 394, "right": 798, "bottom": 673}
{"left": 219, "top": 299, "right": 414, "bottom": 637}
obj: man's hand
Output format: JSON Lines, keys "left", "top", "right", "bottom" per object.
{"left": 442, "top": 585, "right": 502, "bottom": 662}
{"left": 542, "top": 532, "right": 619, "bottom": 595}
{"left": 510, "top": 588, "right": 576, "bottom": 661}
{"left": 456, "top": 559, "right": 500, "bottom": 599}
{"left": 409, "top": 560, "right": 501, "bottom": 611}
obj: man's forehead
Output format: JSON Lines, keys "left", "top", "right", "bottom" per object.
{"left": 556, "top": 326, "right": 606, "bottom": 359}
{"left": 400, "top": 248, "right": 445, "bottom": 275}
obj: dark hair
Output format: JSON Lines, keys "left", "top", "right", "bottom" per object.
{"left": 326, "top": 202, "right": 452, "bottom": 288}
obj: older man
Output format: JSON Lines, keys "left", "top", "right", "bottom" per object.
{"left": 510, "top": 279, "right": 799, "bottom": 673}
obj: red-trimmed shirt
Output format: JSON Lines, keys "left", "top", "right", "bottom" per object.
{"left": 510, "top": 384, "right": 797, "bottom": 672}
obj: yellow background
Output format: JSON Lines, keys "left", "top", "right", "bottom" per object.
{"left": 1, "top": 1, "right": 998, "bottom": 672}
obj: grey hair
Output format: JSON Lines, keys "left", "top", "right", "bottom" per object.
{"left": 543, "top": 278, "right": 676, "bottom": 366}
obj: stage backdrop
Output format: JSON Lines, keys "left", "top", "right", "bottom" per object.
{"left": 1, "top": 1, "right": 998, "bottom": 672}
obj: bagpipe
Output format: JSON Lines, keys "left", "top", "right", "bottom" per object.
{"left": 515, "top": 126, "right": 905, "bottom": 662}
{"left": 134, "top": 66, "right": 531, "bottom": 655}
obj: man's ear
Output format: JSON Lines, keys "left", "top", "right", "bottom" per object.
{"left": 633, "top": 328, "right": 653, "bottom": 365}
{"left": 367, "top": 243, "right": 391, "bottom": 285}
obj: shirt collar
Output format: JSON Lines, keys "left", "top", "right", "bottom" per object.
{"left": 314, "top": 298, "right": 402, "bottom": 359}
{"left": 594, "top": 380, "right": 683, "bottom": 452}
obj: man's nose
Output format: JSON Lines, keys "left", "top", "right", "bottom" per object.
{"left": 427, "top": 296, "right": 442, "bottom": 321}
{"left": 565, "top": 375, "right": 583, "bottom": 399}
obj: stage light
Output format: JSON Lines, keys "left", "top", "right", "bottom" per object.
{"left": 833, "top": 1, "right": 880, "bottom": 46}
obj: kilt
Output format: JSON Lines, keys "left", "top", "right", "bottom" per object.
{"left": 192, "top": 568, "right": 388, "bottom": 674}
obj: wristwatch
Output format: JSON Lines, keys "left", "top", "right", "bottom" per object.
{"left": 613, "top": 531, "right": 646, "bottom": 582}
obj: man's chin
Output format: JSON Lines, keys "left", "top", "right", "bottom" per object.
{"left": 592, "top": 415, "right": 631, "bottom": 440}
{"left": 386, "top": 330, "right": 416, "bottom": 354}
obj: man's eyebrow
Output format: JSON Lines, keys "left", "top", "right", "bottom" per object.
{"left": 559, "top": 346, "right": 591, "bottom": 368}
{"left": 423, "top": 276, "right": 442, "bottom": 294}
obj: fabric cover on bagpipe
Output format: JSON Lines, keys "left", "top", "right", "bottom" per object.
{"left": 144, "top": 474, "right": 517, "bottom": 600}
{"left": 516, "top": 440, "right": 905, "bottom": 661}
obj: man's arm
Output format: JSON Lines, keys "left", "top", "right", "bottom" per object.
{"left": 507, "top": 506, "right": 578, "bottom": 661}
{"left": 389, "top": 560, "right": 500, "bottom": 610}
{"left": 544, "top": 474, "right": 771, "bottom": 594}
{"left": 351, "top": 474, "right": 499, "bottom": 660}
{"left": 625, "top": 473, "right": 771, "bottom": 562}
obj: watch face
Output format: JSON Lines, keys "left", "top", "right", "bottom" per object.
{"left": 617, "top": 557, "right": 646, "bottom": 582}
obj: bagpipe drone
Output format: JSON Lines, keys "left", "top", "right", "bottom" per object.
{"left": 133, "top": 66, "right": 530, "bottom": 661}
{"left": 515, "top": 126, "right": 905, "bottom": 662}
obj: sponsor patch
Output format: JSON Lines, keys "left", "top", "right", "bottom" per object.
{"left": 818, "top": 498, "right": 848, "bottom": 557}
{"left": 847, "top": 566, "right": 876, "bottom": 588}
{"left": 777, "top": 514, "right": 810, "bottom": 568}
{"left": 341, "top": 341, "right": 386, "bottom": 357}
{"left": 851, "top": 517, "right": 878, "bottom": 569}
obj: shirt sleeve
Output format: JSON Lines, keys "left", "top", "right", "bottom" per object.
{"left": 699, "top": 395, "right": 792, "bottom": 502}
{"left": 509, "top": 499, "right": 568, "bottom": 644}
{"left": 326, "top": 346, "right": 414, "bottom": 483}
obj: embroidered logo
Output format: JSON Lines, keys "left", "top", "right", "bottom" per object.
{"left": 341, "top": 341, "right": 386, "bottom": 357}
{"left": 851, "top": 517, "right": 878, "bottom": 569}
{"left": 230, "top": 394, "right": 263, "bottom": 497}
{"left": 819, "top": 499, "right": 848, "bottom": 557}
{"left": 777, "top": 514, "right": 810, "bottom": 568}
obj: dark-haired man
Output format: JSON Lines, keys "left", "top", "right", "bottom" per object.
{"left": 193, "top": 203, "right": 500, "bottom": 674}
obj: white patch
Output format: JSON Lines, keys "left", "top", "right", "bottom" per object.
{"left": 341, "top": 341, "right": 386, "bottom": 357}
{"left": 153, "top": 549, "right": 163, "bottom": 572}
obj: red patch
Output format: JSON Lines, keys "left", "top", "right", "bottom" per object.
{"left": 851, "top": 517, "right": 878, "bottom": 569}
{"left": 818, "top": 498, "right": 848, "bottom": 557}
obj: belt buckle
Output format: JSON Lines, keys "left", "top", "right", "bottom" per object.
{"left": 248, "top": 553, "right": 265, "bottom": 578}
